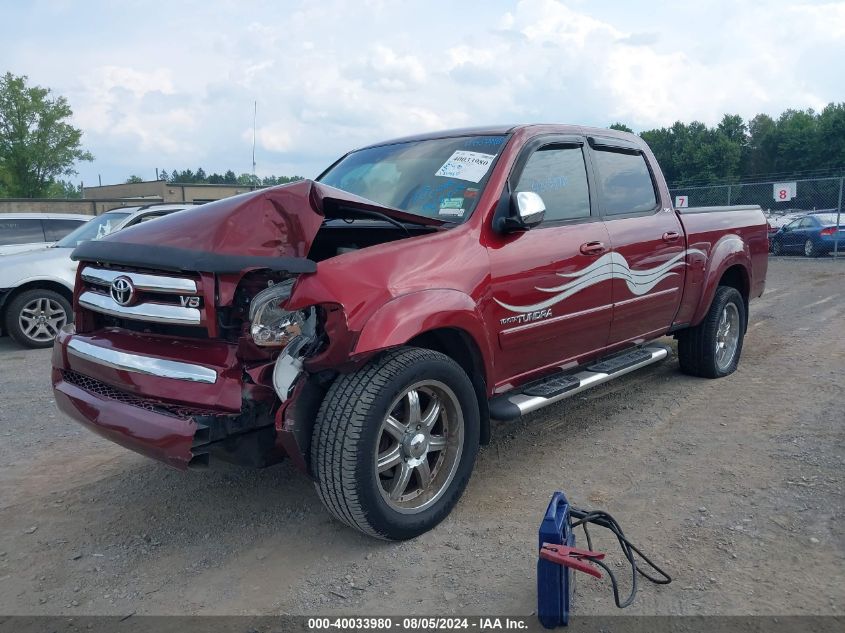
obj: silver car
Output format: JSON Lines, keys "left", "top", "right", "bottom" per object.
{"left": 0, "top": 213, "right": 91, "bottom": 256}
{"left": 0, "top": 204, "right": 196, "bottom": 348}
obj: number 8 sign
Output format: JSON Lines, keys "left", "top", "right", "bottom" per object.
{"left": 773, "top": 182, "right": 796, "bottom": 202}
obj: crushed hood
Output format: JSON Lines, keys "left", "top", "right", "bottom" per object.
{"left": 84, "top": 179, "right": 444, "bottom": 260}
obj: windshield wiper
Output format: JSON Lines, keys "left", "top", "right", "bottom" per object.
{"left": 330, "top": 207, "right": 416, "bottom": 236}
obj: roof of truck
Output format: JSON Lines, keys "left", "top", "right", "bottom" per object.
{"left": 355, "top": 124, "right": 637, "bottom": 151}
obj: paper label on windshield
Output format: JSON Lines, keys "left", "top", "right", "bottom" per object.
{"left": 435, "top": 151, "right": 495, "bottom": 183}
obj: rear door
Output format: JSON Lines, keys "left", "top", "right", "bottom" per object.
{"left": 587, "top": 138, "right": 686, "bottom": 347}
{"left": 487, "top": 135, "right": 613, "bottom": 382}
{"left": 0, "top": 218, "right": 47, "bottom": 254}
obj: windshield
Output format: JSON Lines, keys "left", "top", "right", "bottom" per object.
{"left": 318, "top": 135, "right": 509, "bottom": 222}
{"left": 55, "top": 213, "right": 131, "bottom": 248}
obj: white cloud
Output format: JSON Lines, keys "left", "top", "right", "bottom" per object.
{"left": 3, "top": 0, "right": 842, "bottom": 184}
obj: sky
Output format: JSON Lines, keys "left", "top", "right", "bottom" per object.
{"left": 2, "top": 0, "right": 844, "bottom": 186}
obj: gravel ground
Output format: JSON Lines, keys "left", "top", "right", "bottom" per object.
{"left": 0, "top": 257, "right": 842, "bottom": 618}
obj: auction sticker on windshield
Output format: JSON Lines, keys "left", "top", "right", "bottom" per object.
{"left": 435, "top": 150, "right": 496, "bottom": 183}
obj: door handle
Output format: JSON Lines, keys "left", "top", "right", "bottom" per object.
{"left": 579, "top": 241, "right": 607, "bottom": 256}
{"left": 662, "top": 231, "right": 681, "bottom": 242}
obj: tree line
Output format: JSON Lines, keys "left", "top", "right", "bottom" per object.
{"left": 125, "top": 169, "right": 303, "bottom": 187}
{"left": 611, "top": 103, "right": 845, "bottom": 187}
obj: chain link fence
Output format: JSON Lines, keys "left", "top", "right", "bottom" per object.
{"left": 670, "top": 176, "right": 844, "bottom": 257}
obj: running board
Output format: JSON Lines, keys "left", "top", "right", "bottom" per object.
{"left": 489, "top": 345, "right": 670, "bottom": 421}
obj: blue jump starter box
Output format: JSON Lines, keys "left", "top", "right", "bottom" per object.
{"left": 537, "top": 491, "right": 576, "bottom": 628}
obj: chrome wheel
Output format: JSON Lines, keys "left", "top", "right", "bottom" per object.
{"left": 375, "top": 380, "right": 464, "bottom": 514}
{"left": 804, "top": 239, "right": 815, "bottom": 257}
{"left": 714, "top": 303, "right": 740, "bottom": 371}
{"left": 18, "top": 297, "right": 66, "bottom": 343}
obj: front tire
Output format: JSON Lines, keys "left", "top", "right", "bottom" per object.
{"left": 311, "top": 347, "right": 480, "bottom": 540}
{"left": 4, "top": 289, "right": 71, "bottom": 349}
{"left": 677, "top": 286, "right": 746, "bottom": 379}
{"left": 771, "top": 240, "right": 782, "bottom": 256}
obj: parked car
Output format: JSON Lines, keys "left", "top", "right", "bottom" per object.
{"left": 769, "top": 213, "right": 845, "bottom": 256}
{"left": 0, "top": 204, "right": 196, "bottom": 348}
{"left": 52, "top": 125, "right": 768, "bottom": 539}
{"left": 0, "top": 213, "right": 91, "bottom": 256}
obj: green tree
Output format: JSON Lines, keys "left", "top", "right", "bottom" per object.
{"left": 816, "top": 103, "right": 845, "bottom": 172}
{"left": 125, "top": 175, "right": 144, "bottom": 183}
{"left": 773, "top": 109, "right": 818, "bottom": 174}
{"left": 746, "top": 113, "right": 777, "bottom": 176}
{"left": 0, "top": 72, "right": 93, "bottom": 197}
{"left": 609, "top": 122, "right": 633, "bottom": 133}
{"left": 45, "top": 178, "right": 82, "bottom": 198}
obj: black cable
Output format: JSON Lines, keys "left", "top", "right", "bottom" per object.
{"left": 569, "top": 507, "right": 671, "bottom": 609}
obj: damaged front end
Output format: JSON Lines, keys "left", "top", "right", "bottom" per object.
{"left": 55, "top": 179, "right": 420, "bottom": 473}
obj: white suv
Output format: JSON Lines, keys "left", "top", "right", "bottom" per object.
{"left": 0, "top": 213, "right": 91, "bottom": 256}
{"left": 0, "top": 204, "right": 197, "bottom": 348}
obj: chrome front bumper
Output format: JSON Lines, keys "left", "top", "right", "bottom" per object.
{"left": 67, "top": 336, "right": 217, "bottom": 383}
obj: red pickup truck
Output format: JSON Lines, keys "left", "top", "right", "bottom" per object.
{"left": 52, "top": 125, "right": 768, "bottom": 539}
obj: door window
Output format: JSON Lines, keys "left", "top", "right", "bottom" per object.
{"left": 592, "top": 149, "right": 657, "bottom": 215}
{"left": 514, "top": 145, "right": 590, "bottom": 223}
{"left": 0, "top": 218, "right": 46, "bottom": 245}
{"left": 43, "top": 218, "right": 87, "bottom": 241}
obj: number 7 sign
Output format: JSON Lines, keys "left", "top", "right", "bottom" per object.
{"left": 674, "top": 195, "right": 688, "bottom": 208}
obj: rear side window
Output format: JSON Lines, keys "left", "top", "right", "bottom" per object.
{"left": 0, "top": 218, "right": 46, "bottom": 245}
{"left": 43, "top": 218, "right": 87, "bottom": 241}
{"left": 514, "top": 145, "right": 590, "bottom": 222}
{"left": 592, "top": 150, "right": 657, "bottom": 215}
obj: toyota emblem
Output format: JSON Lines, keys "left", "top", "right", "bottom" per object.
{"left": 110, "top": 276, "right": 135, "bottom": 306}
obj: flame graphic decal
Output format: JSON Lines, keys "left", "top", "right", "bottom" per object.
{"left": 495, "top": 249, "right": 705, "bottom": 314}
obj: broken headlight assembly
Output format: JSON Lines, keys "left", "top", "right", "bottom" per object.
{"left": 248, "top": 281, "right": 304, "bottom": 347}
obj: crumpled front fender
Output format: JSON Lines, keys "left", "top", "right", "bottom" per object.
{"left": 353, "top": 288, "right": 494, "bottom": 382}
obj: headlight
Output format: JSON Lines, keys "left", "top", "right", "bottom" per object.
{"left": 248, "top": 281, "right": 304, "bottom": 347}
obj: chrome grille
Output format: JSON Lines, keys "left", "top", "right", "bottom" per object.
{"left": 62, "top": 370, "right": 221, "bottom": 419}
{"left": 79, "top": 266, "right": 203, "bottom": 327}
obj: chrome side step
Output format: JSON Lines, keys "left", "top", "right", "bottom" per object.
{"left": 489, "top": 344, "right": 670, "bottom": 421}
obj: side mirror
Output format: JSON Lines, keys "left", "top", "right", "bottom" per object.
{"left": 497, "top": 191, "right": 546, "bottom": 233}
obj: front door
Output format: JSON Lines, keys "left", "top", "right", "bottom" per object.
{"left": 587, "top": 140, "right": 686, "bottom": 347}
{"left": 486, "top": 138, "right": 613, "bottom": 386}
{"left": 786, "top": 217, "right": 814, "bottom": 253}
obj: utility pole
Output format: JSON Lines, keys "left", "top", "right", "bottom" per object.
{"left": 252, "top": 100, "right": 257, "bottom": 185}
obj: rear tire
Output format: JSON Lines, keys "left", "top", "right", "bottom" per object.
{"left": 311, "top": 347, "right": 480, "bottom": 540}
{"left": 4, "top": 289, "right": 71, "bottom": 349}
{"left": 804, "top": 239, "right": 820, "bottom": 257}
{"left": 677, "top": 286, "right": 746, "bottom": 379}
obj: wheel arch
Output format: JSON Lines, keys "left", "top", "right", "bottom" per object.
{"left": 690, "top": 235, "right": 751, "bottom": 328}
{"left": 0, "top": 280, "right": 73, "bottom": 320}
{"left": 352, "top": 290, "right": 495, "bottom": 445}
